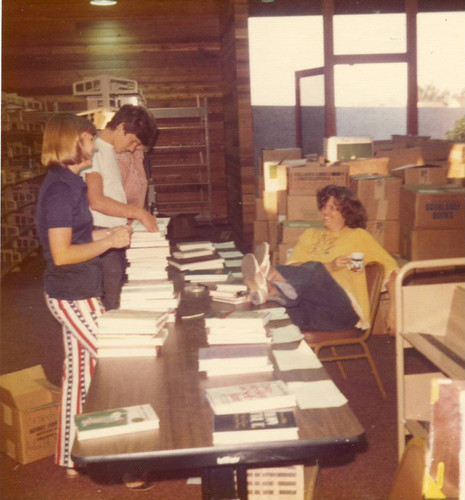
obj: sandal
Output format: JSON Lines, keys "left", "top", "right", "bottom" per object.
{"left": 241, "top": 253, "right": 268, "bottom": 305}
{"left": 122, "top": 472, "right": 155, "bottom": 491}
{"left": 254, "top": 242, "right": 270, "bottom": 278}
{"left": 66, "top": 468, "right": 80, "bottom": 478}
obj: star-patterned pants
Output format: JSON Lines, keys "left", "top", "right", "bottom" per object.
{"left": 45, "top": 294, "right": 103, "bottom": 468}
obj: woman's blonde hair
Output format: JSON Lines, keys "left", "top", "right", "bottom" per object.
{"left": 41, "top": 113, "right": 96, "bottom": 167}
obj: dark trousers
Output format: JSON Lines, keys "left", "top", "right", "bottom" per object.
{"left": 100, "top": 247, "right": 126, "bottom": 311}
{"left": 275, "top": 261, "right": 358, "bottom": 331}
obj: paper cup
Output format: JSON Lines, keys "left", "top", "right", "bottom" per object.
{"left": 348, "top": 252, "right": 364, "bottom": 273}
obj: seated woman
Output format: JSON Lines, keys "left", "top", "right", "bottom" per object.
{"left": 242, "top": 184, "right": 398, "bottom": 333}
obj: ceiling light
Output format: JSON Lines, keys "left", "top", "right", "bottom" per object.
{"left": 90, "top": 0, "right": 117, "bottom": 6}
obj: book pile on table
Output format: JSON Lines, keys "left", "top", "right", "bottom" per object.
{"left": 97, "top": 309, "right": 170, "bottom": 358}
{"left": 212, "top": 409, "right": 298, "bottom": 444}
{"left": 75, "top": 404, "right": 159, "bottom": 440}
{"left": 167, "top": 240, "right": 225, "bottom": 272}
{"left": 119, "top": 279, "right": 179, "bottom": 315}
{"left": 209, "top": 282, "right": 249, "bottom": 305}
{"left": 205, "top": 380, "right": 296, "bottom": 415}
{"left": 198, "top": 344, "right": 272, "bottom": 377}
{"left": 204, "top": 310, "right": 272, "bottom": 345}
{"left": 125, "top": 219, "right": 171, "bottom": 282}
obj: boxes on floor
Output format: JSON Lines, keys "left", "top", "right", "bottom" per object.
{"left": 390, "top": 164, "right": 448, "bottom": 185}
{"left": 287, "top": 195, "right": 320, "bottom": 221}
{"left": 350, "top": 175, "right": 402, "bottom": 221}
{"left": 366, "top": 220, "right": 400, "bottom": 255}
{"left": 400, "top": 226, "right": 465, "bottom": 260}
{"left": 420, "top": 139, "right": 453, "bottom": 162}
{"left": 339, "top": 157, "right": 390, "bottom": 177}
{"left": 280, "top": 220, "right": 324, "bottom": 244}
{"left": 0, "top": 365, "right": 60, "bottom": 464}
{"left": 261, "top": 148, "right": 302, "bottom": 189}
{"left": 255, "top": 191, "right": 287, "bottom": 220}
{"left": 253, "top": 220, "right": 280, "bottom": 251}
{"left": 400, "top": 185, "right": 465, "bottom": 229}
{"left": 287, "top": 165, "right": 349, "bottom": 196}
{"left": 262, "top": 159, "right": 306, "bottom": 192}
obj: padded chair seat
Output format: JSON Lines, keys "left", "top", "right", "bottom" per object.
{"left": 302, "top": 328, "right": 362, "bottom": 344}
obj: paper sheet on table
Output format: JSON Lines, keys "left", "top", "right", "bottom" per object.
{"left": 271, "top": 323, "right": 303, "bottom": 343}
{"left": 273, "top": 341, "right": 322, "bottom": 370}
{"left": 224, "top": 259, "right": 243, "bottom": 268}
{"left": 262, "top": 307, "right": 290, "bottom": 321}
{"left": 287, "top": 380, "right": 348, "bottom": 408}
{"left": 218, "top": 250, "right": 244, "bottom": 259}
{"left": 213, "top": 241, "right": 236, "bottom": 250}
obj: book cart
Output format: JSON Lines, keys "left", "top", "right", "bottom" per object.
{"left": 394, "top": 258, "right": 465, "bottom": 477}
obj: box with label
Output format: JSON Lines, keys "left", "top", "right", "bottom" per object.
{"left": 280, "top": 220, "right": 324, "bottom": 244}
{"left": 366, "top": 220, "right": 400, "bottom": 255}
{"left": 377, "top": 147, "right": 424, "bottom": 171}
{"left": 263, "top": 160, "right": 306, "bottom": 192}
{"left": 341, "top": 157, "right": 390, "bottom": 176}
{"left": 400, "top": 225, "right": 465, "bottom": 260}
{"left": 261, "top": 148, "right": 302, "bottom": 176}
{"left": 0, "top": 365, "right": 60, "bottom": 464}
{"left": 287, "top": 195, "right": 319, "bottom": 221}
{"left": 390, "top": 164, "right": 448, "bottom": 185}
{"left": 350, "top": 175, "right": 401, "bottom": 221}
{"left": 400, "top": 185, "right": 465, "bottom": 229}
{"left": 287, "top": 165, "right": 349, "bottom": 196}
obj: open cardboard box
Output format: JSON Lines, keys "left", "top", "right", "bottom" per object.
{"left": 0, "top": 365, "right": 60, "bottom": 464}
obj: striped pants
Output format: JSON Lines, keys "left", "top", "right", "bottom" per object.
{"left": 45, "top": 294, "right": 104, "bottom": 469}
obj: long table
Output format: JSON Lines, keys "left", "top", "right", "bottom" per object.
{"left": 72, "top": 297, "right": 365, "bottom": 499}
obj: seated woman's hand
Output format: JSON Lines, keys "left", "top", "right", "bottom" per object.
{"left": 324, "top": 256, "right": 351, "bottom": 273}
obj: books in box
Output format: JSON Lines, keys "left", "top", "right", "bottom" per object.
{"left": 75, "top": 404, "right": 159, "bottom": 440}
{"left": 213, "top": 410, "right": 298, "bottom": 445}
{"left": 205, "top": 380, "right": 296, "bottom": 415}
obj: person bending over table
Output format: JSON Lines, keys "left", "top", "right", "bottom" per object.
{"left": 242, "top": 184, "right": 399, "bottom": 333}
{"left": 84, "top": 104, "right": 158, "bottom": 310}
{"left": 35, "top": 114, "right": 132, "bottom": 477}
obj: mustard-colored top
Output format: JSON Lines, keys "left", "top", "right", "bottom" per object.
{"left": 286, "top": 227, "right": 398, "bottom": 328}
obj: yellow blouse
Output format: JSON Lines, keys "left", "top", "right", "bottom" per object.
{"left": 286, "top": 227, "right": 398, "bottom": 328}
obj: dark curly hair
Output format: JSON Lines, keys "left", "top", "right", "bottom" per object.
{"left": 106, "top": 104, "right": 157, "bottom": 148}
{"left": 317, "top": 184, "right": 367, "bottom": 229}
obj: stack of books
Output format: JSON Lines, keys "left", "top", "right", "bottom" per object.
{"left": 213, "top": 409, "right": 298, "bottom": 444}
{"left": 97, "top": 309, "right": 170, "bottom": 358}
{"left": 209, "top": 283, "right": 249, "bottom": 305}
{"left": 184, "top": 268, "right": 231, "bottom": 283}
{"left": 198, "top": 344, "right": 272, "bottom": 376}
{"left": 205, "top": 310, "right": 272, "bottom": 345}
{"left": 205, "top": 380, "right": 296, "bottom": 415}
{"left": 167, "top": 241, "right": 225, "bottom": 272}
{"left": 213, "top": 241, "right": 243, "bottom": 280}
{"left": 119, "top": 279, "right": 179, "bottom": 314}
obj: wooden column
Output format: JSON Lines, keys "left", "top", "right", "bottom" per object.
{"left": 406, "top": 0, "right": 419, "bottom": 135}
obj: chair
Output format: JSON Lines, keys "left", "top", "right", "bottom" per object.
{"left": 388, "top": 437, "right": 426, "bottom": 500}
{"left": 301, "top": 262, "right": 386, "bottom": 397}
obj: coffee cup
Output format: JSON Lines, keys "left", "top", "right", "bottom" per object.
{"left": 348, "top": 252, "right": 364, "bottom": 273}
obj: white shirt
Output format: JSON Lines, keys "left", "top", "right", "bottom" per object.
{"left": 83, "top": 136, "right": 127, "bottom": 228}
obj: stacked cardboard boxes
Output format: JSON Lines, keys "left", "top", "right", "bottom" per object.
{"left": 400, "top": 185, "right": 465, "bottom": 260}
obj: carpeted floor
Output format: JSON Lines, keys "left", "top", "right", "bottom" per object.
{"left": 0, "top": 252, "right": 433, "bottom": 500}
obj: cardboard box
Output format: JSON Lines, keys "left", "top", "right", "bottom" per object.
{"left": 262, "top": 160, "right": 306, "bottom": 192}
{"left": 253, "top": 220, "right": 269, "bottom": 243}
{"left": 341, "top": 157, "right": 390, "bottom": 176}
{"left": 280, "top": 220, "right": 324, "bottom": 244}
{"left": 350, "top": 175, "right": 402, "bottom": 221}
{"left": 377, "top": 147, "right": 424, "bottom": 171}
{"left": 278, "top": 243, "right": 295, "bottom": 264}
{"left": 400, "top": 185, "right": 465, "bottom": 229}
{"left": 287, "top": 195, "right": 319, "bottom": 221}
{"left": 255, "top": 191, "right": 287, "bottom": 221}
{"left": 400, "top": 225, "right": 465, "bottom": 260}
{"left": 287, "top": 165, "right": 349, "bottom": 196}
{"left": 366, "top": 220, "right": 400, "bottom": 255}
{"left": 420, "top": 139, "right": 453, "bottom": 161}
{"left": 391, "top": 164, "right": 448, "bottom": 185}
{"left": 0, "top": 365, "right": 60, "bottom": 464}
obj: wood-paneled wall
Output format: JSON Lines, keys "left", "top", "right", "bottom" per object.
{"left": 2, "top": 0, "right": 236, "bottom": 223}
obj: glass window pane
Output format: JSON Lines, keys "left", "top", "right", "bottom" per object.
{"left": 334, "top": 14, "right": 406, "bottom": 55}
{"left": 335, "top": 63, "right": 407, "bottom": 139}
{"left": 417, "top": 12, "right": 465, "bottom": 139}
{"left": 248, "top": 16, "right": 323, "bottom": 106}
